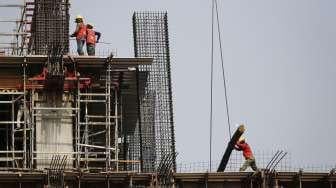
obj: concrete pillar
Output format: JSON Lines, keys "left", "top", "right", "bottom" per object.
{"left": 35, "top": 92, "right": 73, "bottom": 169}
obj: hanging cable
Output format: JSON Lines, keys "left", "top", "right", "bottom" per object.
{"left": 209, "top": 0, "right": 215, "bottom": 172}
{"left": 214, "top": 0, "right": 232, "bottom": 139}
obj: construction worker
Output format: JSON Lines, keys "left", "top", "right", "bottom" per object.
{"left": 86, "top": 23, "right": 101, "bottom": 56}
{"left": 234, "top": 136, "right": 259, "bottom": 172}
{"left": 71, "top": 15, "right": 86, "bottom": 56}
{"left": 16, "top": 98, "right": 31, "bottom": 129}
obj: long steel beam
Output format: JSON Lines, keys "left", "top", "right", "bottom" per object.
{"left": 217, "top": 124, "right": 245, "bottom": 172}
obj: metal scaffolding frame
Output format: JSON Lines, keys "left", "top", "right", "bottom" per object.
{"left": 0, "top": 1, "right": 33, "bottom": 55}
{"left": 74, "top": 63, "right": 122, "bottom": 171}
{"left": 0, "top": 59, "right": 143, "bottom": 172}
{"left": 0, "top": 1, "right": 174, "bottom": 175}
{"left": 0, "top": 91, "right": 25, "bottom": 168}
{"left": 0, "top": 63, "right": 29, "bottom": 169}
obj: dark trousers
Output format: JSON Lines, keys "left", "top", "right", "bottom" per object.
{"left": 87, "top": 44, "right": 95, "bottom": 56}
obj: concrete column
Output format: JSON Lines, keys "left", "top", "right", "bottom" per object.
{"left": 35, "top": 92, "right": 73, "bottom": 169}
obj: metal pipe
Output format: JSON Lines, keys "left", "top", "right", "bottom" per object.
{"left": 85, "top": 93, "right": 88, "bottom": 169}
{"left": 10, "top": 95, "right": 14, "bottom": 167}
{"left": 88, "top": 130, "right": 106, "bottom": 138}
{"left": 0, "top": 20, "right": 22, "bottom": 23}
{"left": 76, "top": 77, "right": 81, "bottom": 168}
{"left": 32, "top": 107, "right": 79, "bottom": 110}
{"left": 79, "top": 93, "right": 108, "bottom": 96}
{"left": 0, "top": 4, "right": 24, "bottom": 8}
{"left": 79, "top": 99, "right": 106, "bottom": 103}
{"left": 0, "top": 121, "right": 23, "bottom": 124}
{"left": 0, "top": 32, "right": 28, "bottom": 36}
{"left": 11, "top": 96, "right": 15, "bottom": 168}
{"left": 0, "top": 151, "right": 24, "bottom": 153}
{"left": 0, "top": 92, "right": 24, "bottom": 95}
{"left": 0, "top": 101, "right": 14, "bottom": 104}
{"left": 106, "top": 63, "right": 112, "bottom": 171}
{"left": 30, "top": 89, "right": 34, "bottom": 168}
{"left": 77, "top": 144, "right": 115, "bottom": 151}
{"left": 114, "top": 88, "right": 119, "bottom": 171}
{"left": 79, "top": 122, "right": 111, "bottom": 126}
{"left": 23, "top": 61, "right": 26, "bottom": 168}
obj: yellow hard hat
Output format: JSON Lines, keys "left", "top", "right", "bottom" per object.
{"left": 238, "top": 136, "right": 245, "bottom": 142}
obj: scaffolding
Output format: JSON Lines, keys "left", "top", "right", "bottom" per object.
{"left": 0, "top": 91, "right": 26, "bottom": 168}
{"left": 0, "top": 0, "right": 33, "bottom": 55}
{"left": 0, "top": 56, "right": 151, "bottom": 172}
{"left": 0, "top": 1, "right": 176, "bottom": 174}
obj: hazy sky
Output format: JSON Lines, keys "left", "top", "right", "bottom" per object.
{"left": 1, "top": 0, "right": 335, "bottom": 169}
{"left": 68, "top": 0, "right": 336, "bottom": 168}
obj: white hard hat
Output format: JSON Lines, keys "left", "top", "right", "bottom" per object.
{"left": 76, "top": 15, "right": 83, "bottom": 20}
{"left": 87, "top": 23, "right": 94, "bottom": 28}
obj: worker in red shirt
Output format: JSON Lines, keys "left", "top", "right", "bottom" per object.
{"left": 85, "top": 23, "right": 101, "bottom": 56}
{"left": 234, "top": 136, "right": 258, "bottom": 171}
{"left": 71, "top": 15, "right": 86, "bottom": 56}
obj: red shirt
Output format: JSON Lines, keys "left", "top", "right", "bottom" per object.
{"left": 76, "top": 23, "right": 87, "bottom": 40}
{"left": 86, "top": 29, "right": 96, "bottom": 45}
{"left": 235, "top": 142, "right": 253, "bottom": 159}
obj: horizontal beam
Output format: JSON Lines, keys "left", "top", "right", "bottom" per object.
{"left": 0, "top": 4, "right": 24, "bottom": 8}
{"left": 0, "top": 55, "right": 153, "bottom": 66}
{"left": 0, "top": 19, "right": 22, "bottom": 23}
{"left": 0, "top": 32, "right": 28, "bottom": 36}
{"left": 77, "top": 143, "right": 115, "bottom": 151}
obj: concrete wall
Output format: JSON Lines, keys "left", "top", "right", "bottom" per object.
{"left": 35, "top": 92, "right": 73, "bottom": 169}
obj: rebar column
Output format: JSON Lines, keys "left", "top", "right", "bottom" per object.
{"left": 31, "top": 0, "right": 69, "bottom": 54}
{"left": 133, "top": 12, "right": 176, "bottom": 173}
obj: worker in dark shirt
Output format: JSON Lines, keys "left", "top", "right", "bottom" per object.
{"left": 86, "top": 23, "right": 101, "bottom": 56}
{"left": 234, "top": 136, "right": 259, "bottom": 171}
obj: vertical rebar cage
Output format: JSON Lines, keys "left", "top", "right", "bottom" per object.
{"left": 133, "top": 12, "right": 176, "bottom": 172}
{"left": 31, "top": 0, "right": 69, "bottom": 55}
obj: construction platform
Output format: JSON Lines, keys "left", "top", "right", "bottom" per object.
{"left": 0, "top": 170, "right": 333, "bottom": 188}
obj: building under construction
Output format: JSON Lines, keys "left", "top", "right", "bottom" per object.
{"left": 0, "top": 0, "right": 335, "bottom": 187}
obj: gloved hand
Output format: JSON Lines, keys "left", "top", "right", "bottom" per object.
{"left": 96, "top": 40, "right": 99, "bottom": 43}
{"left": 70, "top": 33, "right": 75, "bottom": 37}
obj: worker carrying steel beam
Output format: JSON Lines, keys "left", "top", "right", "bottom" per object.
{"left": 86, "top": 23, "right": 101, "bottom": 56}
{"left": 234, "top": 136, "right": 259, "bottom": 172}
{"left": 71, "top": 15, "right": 86, "bottom": 56}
